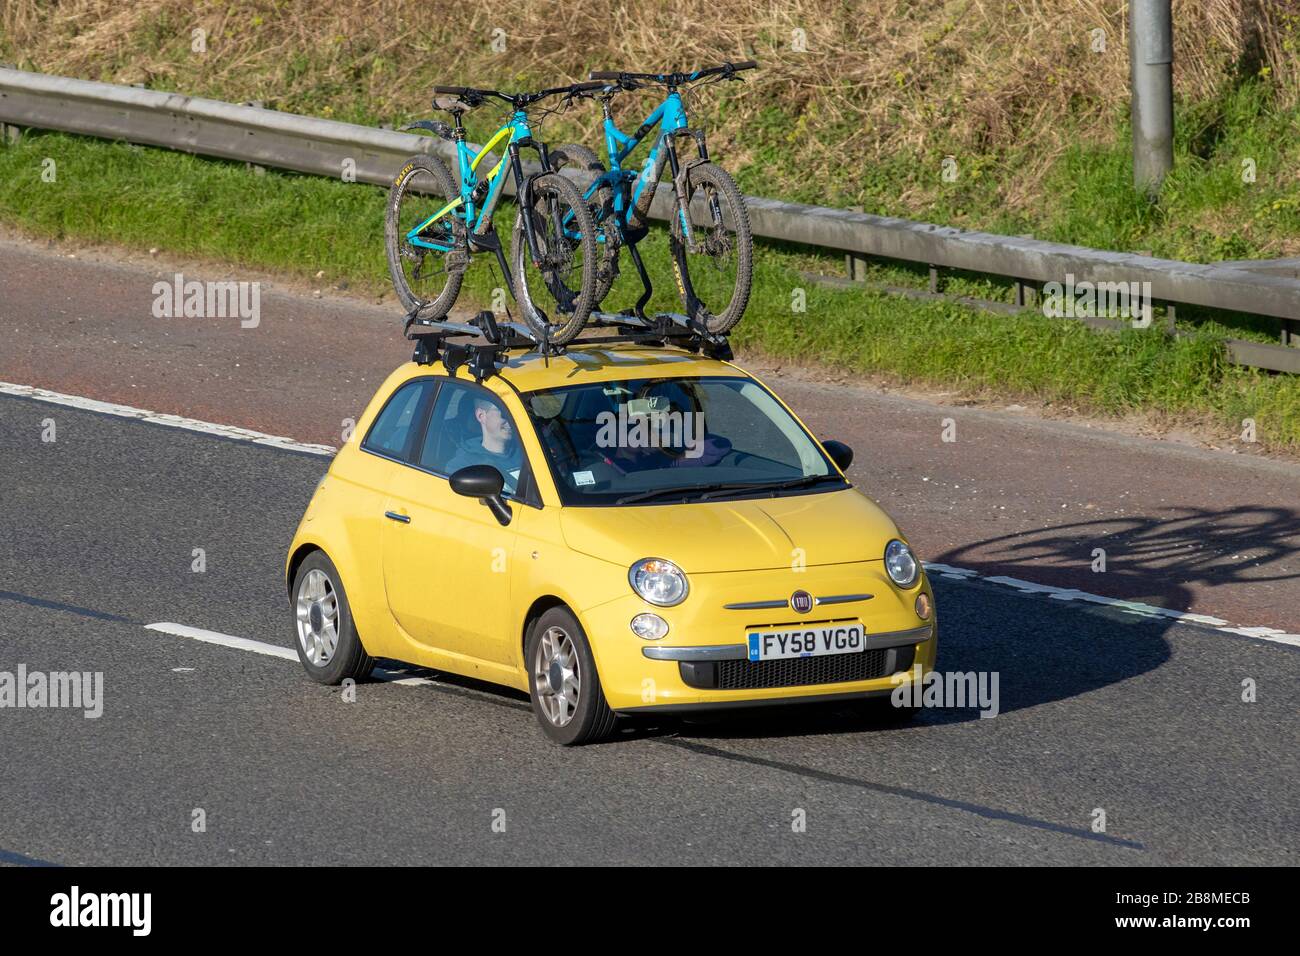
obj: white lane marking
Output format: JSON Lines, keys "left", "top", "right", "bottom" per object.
{"left": 146, "top": 622, "right": 298, "bottom": 661}
{"left": 4, "top": 382, "right": 1292, "bottom": 650}
{"left": 0, "top": 381, "right": 336, "bottom": 456}
{"left": 144, "top": 622, "right": 438, "bottom": 684}
{"left": 924, "top": 562, "right": 1299, "bottom": 648}
{"left": 1216, "top": 626, "right": 1300, "bottom": 648}
{"left": 381, "top": 675, "right": 438, "bottom": 686}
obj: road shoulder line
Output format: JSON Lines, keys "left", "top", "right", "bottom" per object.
{"left": 0, "top": 381, "right": 336, "bottom": 457}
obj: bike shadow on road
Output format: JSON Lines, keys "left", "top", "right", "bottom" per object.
{"left": 933, "top": 505, "right": 1300, "bottom": 617}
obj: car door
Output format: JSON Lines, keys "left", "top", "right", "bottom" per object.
{"left": 381, "top": 378, "right": 526, "bottom": 667}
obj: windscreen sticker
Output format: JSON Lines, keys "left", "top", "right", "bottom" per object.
{"left": 573, "top": 470, "right": 595, "bottom": 486}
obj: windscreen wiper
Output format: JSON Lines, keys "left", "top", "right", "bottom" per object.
{"left": 697, "top": 474, "right": 843, "bottom": 501}
{"left": 616, "top": 483, "right": 731, "bottom": 505}
{"left": 616, "top": 474, "right": 843, "bottom": 506}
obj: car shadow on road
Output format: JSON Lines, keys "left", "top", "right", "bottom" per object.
{"left": 377, "top": 505, "right": 1300, "bottom": 743}
{"left": 646, "top": 592, "right": 1176, "bottom": 742}
{"left": 667, "top": 504, "right": 1300, "bottom": 741}
{"left": 377, "top": 575, "right": 1179, "bottom": 743}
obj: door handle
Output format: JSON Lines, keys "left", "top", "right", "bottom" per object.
{"left": 384, "top": 510, "right": 411, "bottom": 524}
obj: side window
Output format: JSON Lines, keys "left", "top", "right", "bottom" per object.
{"left": 362, "top": 380, "right": 434, "bottom": 462}
{"left": 419, "top": 381, "right": 527, "bottom": 497}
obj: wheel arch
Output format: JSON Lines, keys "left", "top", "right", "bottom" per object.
{"left": 519, "top": 595, "right": 571, "bottom": 664}
{"left": 286, "top": 541, "right": 324, "bottom": 600}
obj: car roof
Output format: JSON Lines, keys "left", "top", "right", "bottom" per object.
{"left": 400, "top": 341, "right": 749, "bottom": 394}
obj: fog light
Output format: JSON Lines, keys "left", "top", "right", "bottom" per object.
{"left": 915, "top": 592, "right": 932, "bottom": 620}
{"left": 630, "top": 613, "right": 669, "bottom": 640}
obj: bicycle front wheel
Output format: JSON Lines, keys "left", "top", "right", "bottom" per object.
{"left": 384, "top": 155, "right": 465, "bottom": 320}
{"left": 671, "top": 162, "right": 753, "bottom": 334}
{"left": 512, "top": 172, "right": 599, "bottom": 346}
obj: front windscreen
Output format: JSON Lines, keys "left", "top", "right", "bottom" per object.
{"left": 523, "top": 375, "right": 845, "bottom": 506}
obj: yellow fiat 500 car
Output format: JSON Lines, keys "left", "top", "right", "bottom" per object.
{"left": 285, "top": 342, "right": 936, "bottom": 744}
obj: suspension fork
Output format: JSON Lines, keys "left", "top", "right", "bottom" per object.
{"left": 667, "top": 129, "right": 714, "bottom": 254}
{"left": 510, "top": 143, "right": 546, "bottom": 267}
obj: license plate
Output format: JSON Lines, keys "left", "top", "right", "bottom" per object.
{"left": 746, "top": 623, "right": 865, "bottom": 662}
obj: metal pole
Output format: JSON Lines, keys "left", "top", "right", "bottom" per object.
{"left": 1130, "top": 0, "right": 1174, "bottom": 197}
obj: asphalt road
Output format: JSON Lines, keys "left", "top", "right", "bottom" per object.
{"left": 1, "top": 393, "right": 1296, "bottom": 865}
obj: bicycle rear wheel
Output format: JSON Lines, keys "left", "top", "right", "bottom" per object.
{"left": 550, "top": 143, "right": 620, "bottom": 307}
{"left": 512, "top": 172, "right": 599, "bottom": 346}
{"left": 671, "top": 162, "right": 753, "bottom": 334}
{"left": 384, "top": 155, "right": 465, "bottom": 320}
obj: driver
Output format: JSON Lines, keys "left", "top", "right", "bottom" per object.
{"left": 445, "top": 396, "right": 523, "bottom": 494}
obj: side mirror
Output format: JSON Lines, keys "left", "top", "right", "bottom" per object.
{"left": 450, "top": 465, "right": 512, "bottom": 526}
{"left": 822, "top": 439, "right": 854, "bottom": 472}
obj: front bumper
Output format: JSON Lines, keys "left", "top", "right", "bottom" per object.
{"left": 581, "top": 562, "right": 938, "bottom": 712}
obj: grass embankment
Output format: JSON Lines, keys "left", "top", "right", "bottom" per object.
{"left": 3, "top": 0, "right": 1298, "bottom": 258}
{"left": 2, "top": 130, "right": 1297, "bottom": 450}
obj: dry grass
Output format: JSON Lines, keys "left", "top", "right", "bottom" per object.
{"left": 2, "top": 1, "right": 1298, "bottom": 213}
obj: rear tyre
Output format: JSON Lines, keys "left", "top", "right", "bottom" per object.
{"left": 550, "top": 143, "right": 620, "bottom": 307}
{"left": 513, "top": 172, "right": 599, "bottom": 346}
{"left": 526, "top": 607, "right": 617, "bottom": 745}
{"left": 291, "top": 551, "right": 374, "bottom": 685}
{"left": 671, "top": 161, "right": 753, "bottom": 334}
{"left": 385, "top": 154, "right": 465, "bottom": 320}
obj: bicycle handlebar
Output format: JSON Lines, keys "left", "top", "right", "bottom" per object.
{"left": 433, "top": 81, "right": 608, "bottom": 110}
{"left": 589, "top": 61, "right": 758, "bottom": 87}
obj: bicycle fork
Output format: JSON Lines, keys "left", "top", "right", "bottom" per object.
{"left": 663, "top": 133, "right": 711, "bottom": 326}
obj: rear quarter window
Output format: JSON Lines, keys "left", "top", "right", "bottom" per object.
{"left": 361, "top": 379, "right": 434, "bottom": 461}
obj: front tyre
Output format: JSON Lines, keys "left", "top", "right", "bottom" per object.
{"left": 513, "top": 172, "right": 598, "bottom": 346}
{"left": 672, "top": 162, "right": 753, "bottom": 334}
{"left": 526, "top": 607, "right": 617, "bottom": 745}
{"left": 291, "top": 551, "right": 374, "bottom": 685}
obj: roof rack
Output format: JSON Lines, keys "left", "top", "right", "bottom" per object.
{"left": 585, "top": 309, "right": 734, "bottom": 361}
{"left": 403, "top": 307, "right": 733, "bottom": 382}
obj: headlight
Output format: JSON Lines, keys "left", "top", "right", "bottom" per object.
{"left": 884, "top": 539, "right": 919, "bottom": 588}
{"left": 628, "top": 558, "right": 689, "bottom": 606}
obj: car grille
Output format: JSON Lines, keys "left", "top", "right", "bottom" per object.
{"left": 679, "top": 645, "right": 914, "bottom": 691}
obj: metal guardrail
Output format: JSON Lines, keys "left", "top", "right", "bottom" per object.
{"left": 2, "top": 67, "right": 1298, "bottom": 372}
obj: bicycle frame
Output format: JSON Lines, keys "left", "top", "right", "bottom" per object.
{"left": 406, "top": 110, "right": 538, "bottom": 252}
{"left": 584, "top": 90, "right": 706, "bottom": 241}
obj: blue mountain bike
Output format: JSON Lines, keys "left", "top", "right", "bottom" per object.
{"left": 551, "top": 61, "right": 757, "bottom": 334}
{"left": 385, "top": 82, "right": 604, "bottom": 345}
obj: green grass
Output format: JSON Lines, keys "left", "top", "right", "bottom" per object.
{"left": 3, "top": 129, "right": 1299, "bottom": 450}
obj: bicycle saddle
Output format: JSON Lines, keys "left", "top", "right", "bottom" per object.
{"left": 433, "top": 95, "right": 476, "bottom": 114}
